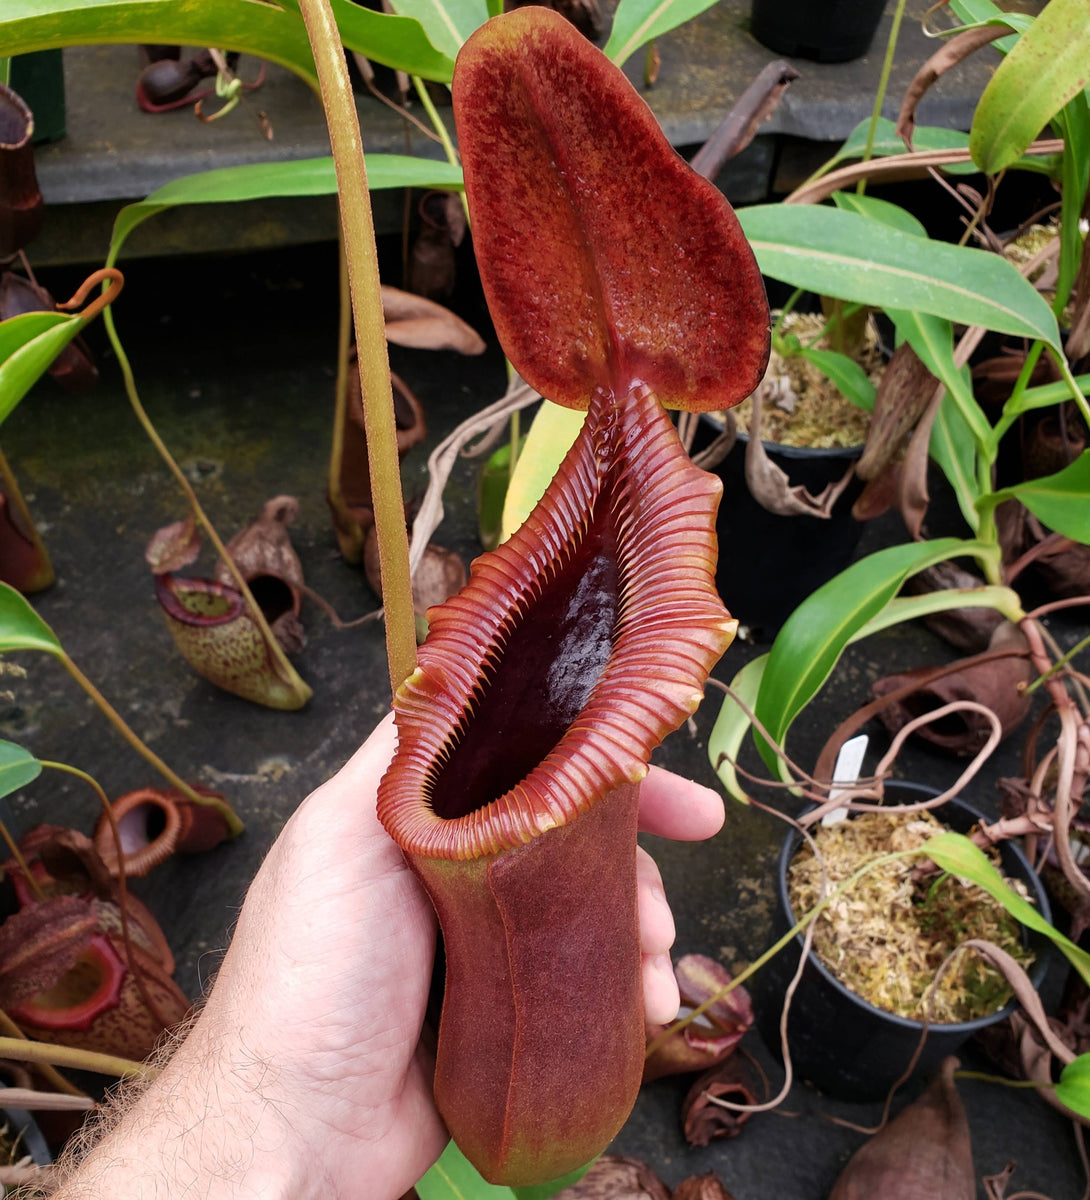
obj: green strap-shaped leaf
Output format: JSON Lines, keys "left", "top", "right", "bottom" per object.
{"left": 416, "top": 1141, "right": 590, "bottom": 1200}
{"left": 889, "top": 308, "right": 992, "bottom": 453}
{"left": 501, "top": 401, "right": 584, "bottom": 541}
{"left": 1051, "top": 91, "right": 1090, "bottom": 312}
{"left": 386, "top": 0, "right": 488, "bottom": 60}
{"left": 0, "top": 312, "right": 87, "bottom": 426}
{"left": 753, "top": 538, "right": 989, "bottom": 775}
{"left": 925, "top": 830, "right": 1090, "bottom": 987}
{"left": 1056, "top": 1056, "right": 1090, "bottom": 1121}
{"left": 998, "top": 450, "right": 1090, "bottom": 543}
{"left": 970, "top": 0, "right": 1090, "bottom": 174}
{"left": 948, "top": 0, "right": 1031, "bottom": 52}
{"left": 0, "top": 0, "right": 455, "bottom": 85}
{"left": 708, "top": 654, "right": 767, "bottom": 803}
{"left": 831, "top": 117, "right": 977, "bottom": 174}
{"left": 796, "top": 347, "right": 875, "bottom": 411}
{"left": 737, "top": 205, "right": 1061, "bottom": 349}
{"left": 832, "top": 188, "right": 927, "bottom": 237}
{"left": 930, "top": 392, "right": 982, "bottom": 532}
{"left": 0, "top": 310, "right": 70, "bottom": 362}
{"left": 852, "top": 586, "right": 1024, "bottom": 639}
{"left": 603, "top": 0, "right": 721, "bottom": 66}
{"left": 0, "top": 739, "right": 42, "bottom": 800}
{"left": 108, "top": 155, "right": 466, "bottom": 266}
{"left": 0, "top": 582, "right": 64, "bottom": 656}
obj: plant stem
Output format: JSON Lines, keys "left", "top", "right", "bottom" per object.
{"left": 1025, "top": 631, "right": 1090, "bottom": 695}
{"left": 412, "top": 75, "right": 469, "bottom": 224}
{"left": 856, "top": 0, "right": 908, "bottom": 196}
{"left": 0, "top": 1009, "right": 85, "bottom": 1096}
{"left": 1051, "top": 344, "right": 1090, "bottom": 429}
{"left": 54, "top": 649, "right": 243, "bottom": 837}
{"left": 299, "top": 0, "right": 417, "bottom": 697}
{"left": 41, "top": 758, "right": 181, "bottom": 1032}
{"left": 0, "top": 1034, "right": 152, "bottom": 1080}
{"left": 327, "top": 229, "right": 365, "bottom": 563}
{"left": 100, "top": 305, "right": 311, "bottom": 710}
{"left": 953, "top": 1069, "right": 1050, "bottom": 1088}
{"left": 0, "top": 447, "right": 52, "bottom": 584}
{"left": 0, "top": 817, "right": 44, "bottom": 902}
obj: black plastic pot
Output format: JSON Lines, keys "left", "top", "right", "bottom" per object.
{"left": 702, "top": 426, "right": 865, "bottom": 637}
{"left": 755, "top": 784, "right": 1051, "bottom": 1101}
{"left": 750, "top": 0, "right": 888, "bottom": 63}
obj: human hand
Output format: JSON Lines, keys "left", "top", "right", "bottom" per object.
{"left": 53, "top": 714, "right": 723, "bottom": 1200}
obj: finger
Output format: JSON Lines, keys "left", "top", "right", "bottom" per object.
{"left": 636, "top": 847, "right": 675, "bottom": 956}
{"left": 638, "top": 765, "right": 725, "bottom": 841}
{"left": 642, "top": 952, "right": 680, "bottom": 1026}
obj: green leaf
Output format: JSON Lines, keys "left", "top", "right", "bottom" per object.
{"left": 0, "top": 310, "right": 70, "bottom": 362}
{"left": 0, "top": 0, "right": 455, "bottom": 85}
{"left": 970, "top": 0, "right": 1090, "bottom": 174}
{"left": 930, "top": 393, "right": 982, "bottom": 531}
{"left": 478, "top": 438, "right": 522, "bottom": 552}
{"left": 0, "top": 582, "right": 63, "bottom": 656}
{"left": 924, "top": 831, "right": 1090, "bottom": 988}
{"left": 832, "top": 117, "right": 978, "bottom": 174}
{"left": 797, "top": 347, "right": 875, "bottom": 411}
{"left": 1001, "top": 450, "right": 1090, "bottom": 543}
{"left": 1056, "top": 1055, "right": 1090, "bottom": 1120}
{"left": 888, "top": 308, "right": 992, "bottom": 452}
{"left": 0, "top": 312, "right": 87, "bottom": 426}
{"left": 947, "top": 0, "right": 1030, "bottom": 52}
{"left": 995, "top": 372, "right": 1090, "bottom": 422}
{"left": 708, "top": 655, "right": 767, "bottom": 803}
{"left": 851, "top": 586, "right": 1024, "bottom": 640}
{"left": 1052, "top": 92, "right": 1090, "bottom": 311}
{"left": 501, "top": 401, "right": 584, "bottom": 540}
{"left": 108, "top": 155, "right": 465, "bottom": 266}
{"left": 737, "top": 205, "right": 1061, "bottom": 348}
{"left": 417, "top": 1142, "right": 514, "bottom": 1199}
{"left": 386, "top": 0, "right": 488, "bottom": 60}
{"left": 832, "top": 189, "right": 927, "bottom": 237}
{"left": 753, "top": 539, "right": 986, "bottom": 775}
{"left": 514, "top": 1162, "right": 593, "bottom": 1200}
{"left": 0, "top": 739, "right": 42, "bottom": 800}
{"left": 604, "top": 0, "right": 721, "bottom": 66}
{"left": 415, "top": 1141, "right": 589, "bottom": 1200}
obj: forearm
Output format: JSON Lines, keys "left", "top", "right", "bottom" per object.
{"left": 50, "top": 1009, "right": 314, "bottom": 1200}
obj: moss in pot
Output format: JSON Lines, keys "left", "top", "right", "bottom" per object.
{"left": 753, "top": 783, "right": 1051, "bottom": 1101}
{"left": 696, "top": 308, "right": 881, "bottom": 636}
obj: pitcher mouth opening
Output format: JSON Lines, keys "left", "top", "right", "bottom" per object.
{"left": 155, "top": 574, "right": 244, "bottom": 626}
{"left": 377, "top": 384, "right": 735, "bottom": 861}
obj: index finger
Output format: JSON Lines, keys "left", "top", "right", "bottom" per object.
{"left": 637, "top": 765, "right": 725, "bottom": 841}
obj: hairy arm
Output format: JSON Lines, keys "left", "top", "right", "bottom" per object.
{"left": 50, "top": 716, "right": 723, "bottom": 1199}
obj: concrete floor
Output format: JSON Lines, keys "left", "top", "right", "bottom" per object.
{"left": 2, "top": 239, "right": 1084, "bottom": 1197}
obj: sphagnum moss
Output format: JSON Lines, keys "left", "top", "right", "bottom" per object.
{"left": 789, "top": 810, "right": 1034, "bottom": 1023}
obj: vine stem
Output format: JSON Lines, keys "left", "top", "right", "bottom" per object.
{"left": 41, "top": 759, "right": 180, "bottom": 1032}
{"left": 101, "top": 304, "right": 311, "bottom": 712}
{"left": 327, "top": 228, "right": 365, "bottom": 563}
{"left": 0, "top": 817, "right": 44, "bottom": 901}
{"left": 54, "top": 649, "right": 243, "bottom": 837}
{"left": 0, "top": 1009, "right": 85, "bottom": 1096}
{"left": 299, "top": 0, "right": 417, "bottom": 696}
{"left": 0, "top": 1033, "right": 152, "bottom": 1080}
{"left": 0, "top": 447, "right": 52, "bottom": 583}
{"left": 855, "top": 0, "right": 908, "bottom": 196}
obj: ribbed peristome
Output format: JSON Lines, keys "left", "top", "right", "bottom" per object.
{"left": 377, "top": 381, "right": 735, "bottom": 860}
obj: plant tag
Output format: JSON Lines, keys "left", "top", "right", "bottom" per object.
{"left": 821, "top": 734, "right": 868, "bottom": 827}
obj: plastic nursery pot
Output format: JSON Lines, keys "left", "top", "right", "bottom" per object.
{"left": 754, "top": 783, "right": 1051, "bottom": 1101}
{"left": 750, "top": 0, "right": 888, "bottom": 63}
{"left": 696, "top": 419, "right": 864, "bottom": 637}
